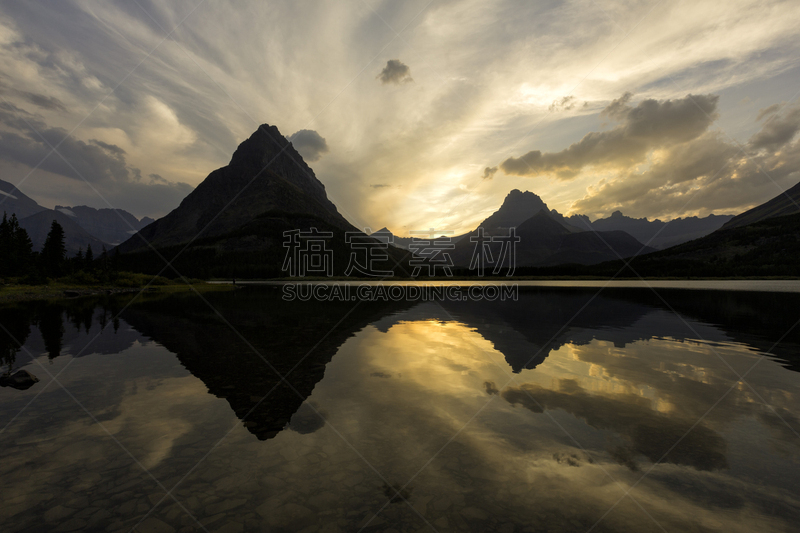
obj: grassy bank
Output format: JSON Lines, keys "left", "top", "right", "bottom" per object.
{"left": 0, "top": 272, "right": 236, "bottom": 303}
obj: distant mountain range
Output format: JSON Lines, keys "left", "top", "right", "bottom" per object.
{"left": 0, "top": 179, "right": 151, "bottom": 254}
{"left": 54, "top": 205, "right": 154, "bottom": 246}
{"left": 19, "top": 209, "right": 106, "bottom": 256}
{"left": 446, "top": 190, "right": 656, "bottom": 268}
{"left": 570, "top": 210, "right": 733, "bottom": 249}
{"left": 539, "top": 182, "right": 800, "bottom": 277}
{"left": 374, "top": 189, "right": 732, "bottom": 270}
{"left": 4, "top": 123, "right": 798, "bottom": 276}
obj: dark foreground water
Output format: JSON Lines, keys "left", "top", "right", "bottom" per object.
{"left": 1, "top": 286, "right": 799, "bottom": 532}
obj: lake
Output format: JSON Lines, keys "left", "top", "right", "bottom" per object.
{"left": 1, "top": 285, "right": 799, "bottom": 532}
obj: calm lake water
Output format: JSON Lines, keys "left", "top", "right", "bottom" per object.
{"left": 1, "top": 286, "right": 799, "bottom": 532}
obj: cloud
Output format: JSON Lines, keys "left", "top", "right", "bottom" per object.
{"left": 1, "top": 1, "right": 800, "bottom": 229}
{"left": 0, "top": 105, "right": 193, "bottom": 217}
{"left": 501, "top": 93, "right": 719, "bottom": 179}
{"left": 377, "top": 59, "right": 413, "bottom": 85}
{"left": 570, "top": 104, "right": 800, "bottom": 218}
{"left": 548, "top": 95, "right": 577, "bottom": 112}
{"left": 599, "top": 92, "right": 633, "bottom": 120}
{"left": 501, "top": 379, "right": 728, "bottom": 471}
{"left": 756, "top": 103, "right": 782, "bottom": 122}
{"left": 370, "top": 183, "right": 390, "bottom": 188}
{"left": 288, "top": 129, "right": 329, "bottom": 162}
{"left": 748, "top": 105, "right": 800, "bottom": 152}
{"left": 482, "top": 166, "right": 498, "bottom": 179}
{"left": 17, "top": 91, "right": 66, "bottom": 112}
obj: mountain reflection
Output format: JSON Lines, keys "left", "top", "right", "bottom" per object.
{"left": 3, "top": 286, "right": 800, "bottom": 531}
{"left": 118, "top": 289, "right": 415, "bottom": 440}
{"left": 4, "top": 287, "right": 798, "bottom": 446}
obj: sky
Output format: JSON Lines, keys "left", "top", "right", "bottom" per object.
{"left": 0, "top": 0, "right": 799, "bottom": 235}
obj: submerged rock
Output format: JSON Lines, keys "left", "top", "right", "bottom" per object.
{"left": 0, "top": 369, "right": 40, "bottom": 390}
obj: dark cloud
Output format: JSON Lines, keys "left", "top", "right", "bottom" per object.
{"left": 288, "top": 129, "right": 329, "bottom": 162}
{"left": 370, "top": 183, "right": 390, "bottom": 188}
{"left": 18, "top": 91, "right": 67, "bottom": 112}
{"left": 748, "top": 105, "right": 800, "bottom": 152}
{"left": 482, "top": 166, "right": 498, "bottom": 179}
{"left": 571, "top": 105, "right": 800, "bottom": 218}
{"left": 599, "top": 91, "right": 633, "bottom": 120}
{"left": 549, "top": 95, "right": 577, "bottom": 112}
{"left": 756, "top": 103, "right": 782, "bottom": 122}
{"left": 501, "top": 93, "right": 719, "bottom": 179}
{"left": 501, "top": 379, "right": 728, "bottom": 471}
{"left": 0, "top": 106, "right": 192, "bottom": 218}
{"left": 0, "top": 78, "right": 66, "bottom": 112}
{"left": 377, "top": 59, "right": 413, "bottom": 85}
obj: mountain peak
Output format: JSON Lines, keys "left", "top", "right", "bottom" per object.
{"left": 118, "top": 123, "right": 352, "bottom": 252}
{"left": 480, "top": 190, "right": 548, "bottom": 229}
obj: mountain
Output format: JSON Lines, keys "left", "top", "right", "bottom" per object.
{"left": 570, "top": 210, "right": 734, "bottom": 249}
{"left": 568, "top": 210, "right": 800, "bottom": 278}
{"left": 451, "top": 209, "right": 655, "bottom": 269}
{"left": 0, "top": 179, "right": 47, "bottom": 220}
{"left": 120, "top": 124, "right": 352, "bottom": 253}
{"left": 476, "top": 189, "right": 582, "bottom": 232}
{"left": 479, "top": 189, "right": 548, "bottom": 229}
{"left": 371, "top": 227, "right": 467, "bottom": 251}
{"left": 447, "top": 191, "right": 655, "bottom": 269}
{"left": 585, "top": 179, "right": 800, "bottom": 277}
{"left": 54, "top": 205, "right": 152, "bottom": 246}
{"left": 119, "top": 288, "right": 414, "bottom": 441}
{"left": 722, "top": 180, "right": 800, "bottom": 230}
{"left": 19, "top": 209, "right": 106, "bottom": 256}
{"left": 117, "top": 124, "right": 410, "bottom": 278}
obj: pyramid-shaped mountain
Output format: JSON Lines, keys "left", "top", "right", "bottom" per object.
{"left": 119, "top": 124, "right": 352, "bottom": 252}
{"left": 117, "top": 125, "right": 409, "bottom": 277}
{"left": 479, "top": 189, "right": 549, "bottom": 230}
{"left": 450, "top": 194, "right": 654, "bottom": 269}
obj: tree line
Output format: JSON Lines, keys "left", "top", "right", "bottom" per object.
{"left": 1, "top": 212, "right": 119, "bottom": 282}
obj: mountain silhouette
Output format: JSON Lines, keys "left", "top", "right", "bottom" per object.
{"left": 119, "top": 124, "right": 352, "bottom": 252}
{"left": 450, "top": 195, "right": 654, "bottom": 268}
{"left": 54, "top": 205, "right": 153, "bottom": 246}
{"left": 722, "top": 180, "right": 800, "bottom": 230}
{"left": 0, "top": 179, "right": 46, "bottom": 220}
{"left": 119, "top": 289, "right": 414, "bottom": 440}
{"left": 116, "top": 124, "right": 410, "bottom": 277}
{"left": 583, "top": 210, "right": 733, "bottom": 249}
{"left": 18, "top": 209, "right": 106, "bottom": 256}
{"left": 585, "top": 193, "right": 800, "bottom": 277}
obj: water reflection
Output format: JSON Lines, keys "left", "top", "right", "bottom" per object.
{"left": 0, "top": 287, "right": 798, "bottom": 532}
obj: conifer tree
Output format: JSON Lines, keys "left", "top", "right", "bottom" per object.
{"left": 41, "top": 220, "right": 66, "bottom": 278}
{"left": 0, "top": 212, "right": 34, "bottom": 277}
